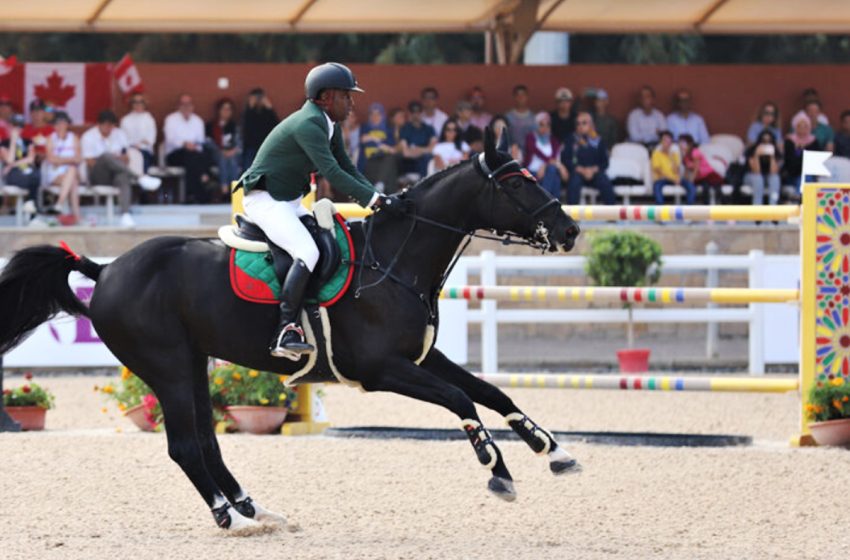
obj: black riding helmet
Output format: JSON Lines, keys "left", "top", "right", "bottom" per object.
{"left": 304, "top": 62, "right": 365, "bottom": 100}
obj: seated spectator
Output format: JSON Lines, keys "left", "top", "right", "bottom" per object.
{"left": 746, "top": 101, "right": 782, "bottom": 149}
{"left": 1, "top": 114, "right": 41, "bottom": 216}
{"left": 20, "top": 99, "right": 54, "bottom": 164}
{"left": 783, "top": 113, "right": 821, "bottom": 193}
{"left": 490, "top": 114, "right": 522, "bottom": 161}
{"left": 804, "top": 100, "right": 834, "bottom": 151}
{"left": 83, "top": 110, "right": 160, "bottom": 226}
{"left": 45, "top": 111, "right": 82, "bottom": 222}
{"left": 562, "top": 111, "right": 615, "bottom": 205}
{"left": 432, "top": 119, "right": 470, "bottom": 173}
{"left": 399, "top": 101, "right": 436, "bottom": 180}
{"left": 455, "top": 100, "right": 483, "bottom": 153}
{"left": 626, "top": 85, "right": 666, "bottom": 147}
{"left": 164, "top": 93, "right": 214, "bottom": 203}
{"left": 592, "top": 89, "right": 619, "bottom": 152}
{"left": 833, "top": 110, "right": 850, "bottom": 158}
{"left": 506, "top": 85, "right": 536, "bottom": 154}
{"left": 360, "top": 102, "right": 400, "bottom": 193}
{"left": 206, "top": 98, "right": 240, "bottom": 200}
{"left": 241, "top": 88, "right": 278, "bottom": 170}
{"left": 792, "top": 87, "right": 829, "bottom": 127}
{"left": 387, "top": 107, "right": 407, "bottom": 147}
{"left": 744, "top": 130, "right": 782, "bottom": 206}
{"left": 666, "top": 89, "right": 710, "bottom": 145}
{"left": 523, "top": 112, "right": 567, "bottom": 199}
{"left": 420, "top": 87, "right": 448, "bottom": 139}
{"left": 342, "top": 109, "right": 360, "bottom": 165}
{"left": 120, "top": 93, "right": 157, "bottom": 172}
{"left": 549, "top": 87, "right": 575, "bottom": 143}
{"left": 679, "top": 134, "right": 723, "bottom": 204}
{"left": 468, "top": 86, "right": 493, "bottom": 131}
{"left": 652, "top": 130, "right": 694, "bottom": 205}
{"left": 0, "top": 96, "right": 12, "bottom": 141}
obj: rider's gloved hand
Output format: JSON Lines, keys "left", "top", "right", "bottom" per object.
{"left": 373, "top": 194, "right": 407, "bottom": 216}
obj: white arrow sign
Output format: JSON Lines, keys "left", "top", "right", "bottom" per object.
{"left": 802, "top": 150, "right": 833, "bottom": 178}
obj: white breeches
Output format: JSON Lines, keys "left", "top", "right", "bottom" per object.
{"left": 242, "top": 190, "right": 319, "bottom": 272}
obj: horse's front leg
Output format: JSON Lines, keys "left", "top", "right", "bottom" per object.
{"left": 420, "top": 348, "right": 581, "bottom": 475}
{"left": 359, "top": 356, "right": 517, "bottom": 501}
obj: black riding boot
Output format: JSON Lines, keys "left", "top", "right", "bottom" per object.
{"left": 270, "top": 259, "right": 315, "bottom": 360}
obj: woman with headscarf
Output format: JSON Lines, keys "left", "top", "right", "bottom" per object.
{"left": 523, "top": 111, "right": 567, "bottom": 199}
{"left": 359, "top": 102, "right": 400, "bottom": 193}
{"left": 783, "top": 113, "right": 820, "bottom": 195}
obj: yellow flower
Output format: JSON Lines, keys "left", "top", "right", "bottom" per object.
{"left": 278, "top": 393, "right": 287, "bottom": 401}
{"left": 844, "top": 396, "right": 849, "bottom": 403}
{"left": 102, "top": 385, "right": 114, "bottom": 394}
{"left": 831, "top": 377, "right": 845, "bottom": 387}
{"left": 214, "top": 377, "right": 224, "bottom": 386}
{"left": 121, "top": 367, "right": 132, "bottom": 381}
{"left": 279, "top": 375, "right": 287, "bottom": 383}
{"left": 118, "top": 403, "right": 127, "bottom": 411}
{"left": 233, "top": 373, "right": 242, "bottom": 381}
{"left": 259, "top": 398, "right": 269, "bottom": 405}
{"left": 249, "top": 370, "right": 260, "bottom": 378}
{"left": 101, "top": 407, "right": 108, "bottom": 414}
{"left": 834, "top": 399, "right": 844, "bottom": 412}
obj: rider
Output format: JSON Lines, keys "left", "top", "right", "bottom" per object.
{"left": 237, "top": 62, "right": 398, "bottom": 360}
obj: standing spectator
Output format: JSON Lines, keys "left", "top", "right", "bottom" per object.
{"left": 626, "top": 85, "right": 666, "bottom": 147}
{"left": 593, "top": 89, "right": 619, "bottom": 151}
{"left": 359, "top": 103, "right": 399, "bottom": 192}
{"left": 562, "top": 111, "right": 616, "bottom": 205}
{"left": 679, "top": 134, "right": 723, "bottom": 204}
{"left": 746, "top": 101, "right": 782, "bottom": 148}
{"left": 523, "top": 112, "right": 567, "bottom": 199}
{"left": 83, "top": 110, "right": 160, "bottom": 226}
{"left": 804, "top": 100, "right": 834, "bottom": 152}
{"left": 833, "top": 110, "right": 850, "bottom": 158}
{"left": 783, "top": 113, "right": 821, "bottom": 194}
{"left": 206, "top": 98, "right": 241, "bottom": 199}
{"left": 549, "top": 87, "right": 575, "bottom": 143}
{"left": 652, "top": 130, "right": 695, "bottom": 205}
{"left": 744, "top": 130, "right": 782, "bottom": 206}
{"left": 241, "top": 87, "right": 278, "bottom": 170}
{"left": 399, "top": 101, "right": 436, "bottom": 180}
{"left": 164, "top": 93, "right": 214, "bottom": 203}
{"left": 45, "top": 112, "right": 82, "bottom": 222}
{"left": 468, "top": 86, "right": 493, "bottom": 130}
{"left": 1, "top": 114, "right": 40, "bottom": 215}
{"left": 667, "top": 89, "right": 710, "bottom": 145}
{"left": 455, "top": 100, "right": 483, "bottom": 153}
{"left": 505, "top": 85, "right": 536, "bottom": 154}
{"left": 20, "top": 99, "right": 54, "bottom": 163}
{"left": 420, "top": 87, "right": 448, "bottom": 139}
{"left": 120, "top": 93, "right": 157, "bottom": 172}
{"left": 431, "top": 119, "right": 470, "bottom": 173}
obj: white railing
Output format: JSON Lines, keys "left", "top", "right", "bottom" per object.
{"left": 439, "top": 249, "right": 800, "bottom": 375}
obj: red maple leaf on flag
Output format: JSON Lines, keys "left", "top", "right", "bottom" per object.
{"left": 34, "top": 71, "right": 76, "bottom": 107}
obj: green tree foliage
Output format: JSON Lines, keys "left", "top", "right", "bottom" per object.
{"left": 585, "top": 230, "right": 662, "bottom": 288}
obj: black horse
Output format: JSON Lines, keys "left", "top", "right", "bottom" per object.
{"left": 0, "top": 129, "right": 581, "bottom": 531}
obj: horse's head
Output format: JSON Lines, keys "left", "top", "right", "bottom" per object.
{"left": 475, "top": 127, "right": 580, "bottom": 252}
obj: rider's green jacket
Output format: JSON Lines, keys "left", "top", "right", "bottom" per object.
{"left": 238, "top": 100, "right": 377, "bottom": 207}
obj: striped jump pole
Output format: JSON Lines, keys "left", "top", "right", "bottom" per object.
{"left": 441, "top": 286, "right": 799, "bottom": 305}
{"left": 476, "top": 373, "right": 799, "bottom": 394}
{"left": 564, "top": 205, "right": 801, "bottom": 223}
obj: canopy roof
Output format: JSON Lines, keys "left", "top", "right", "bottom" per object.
{"left": 1, "top": 0, "right": 846, "bottom": 34}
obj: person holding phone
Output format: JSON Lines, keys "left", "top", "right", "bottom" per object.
{"left": 744, "top": 130, "right": 783, "bottom": 206}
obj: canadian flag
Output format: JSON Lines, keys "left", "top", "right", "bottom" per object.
{"left": 114, "top": 53, "right": 144, "bottom": 98}
{"left": 0, "top": 61, "right": 111, "bottom": 123}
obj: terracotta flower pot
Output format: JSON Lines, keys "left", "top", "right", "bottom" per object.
{"left": 5, "top": 406, "right": 47, "bottom": 431}
{"left": 124, "top": 404, "right": 157, "bottom": 432}
{"left": 616, "top": 348, "right": 651, "bottom": 373}
{"left": 225, "top": 406, "right": 288, "bottom": 435}
{"left": 809, "top": 418, "right": 850, "bottom": 447}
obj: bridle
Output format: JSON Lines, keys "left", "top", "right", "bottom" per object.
{"left": 351, "top": 155, "right": 564, "bottom": 317}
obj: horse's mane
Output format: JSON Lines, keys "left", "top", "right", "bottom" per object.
{"left": 400, "top": 150, "right": 514, "bottom": 200}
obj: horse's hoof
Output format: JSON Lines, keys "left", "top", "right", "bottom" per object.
{"left": 255, "top": 507, "right": 287, "bottom": 526}
{"left": 487, "top": 476, "right": 517, "bottom": 502}
{"left": 226, "top": 508, "right": 263, "bottom": 535}
{"left": 549, "top": 446, "right": 582, "bottom": 476}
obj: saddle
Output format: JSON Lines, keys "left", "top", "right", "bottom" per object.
{"left": 218, "top": 199, "right": 355, "bottom": 306}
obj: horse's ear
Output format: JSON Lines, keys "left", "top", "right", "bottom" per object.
{"left": 484, "top": 126, "right": 499, "bottom": 170}
{"left": 495, "top": 126, "right": 509, "bottom": 153}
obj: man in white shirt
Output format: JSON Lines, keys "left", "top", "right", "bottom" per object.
{"left": 164, "top": 93, "right": 214, "bottom": 203}
{"left": 420, "top": 87, "right": 448, "bottom": 138}
{"left": 82, "top": 110, "right": 159, "bottom": 226}
{"left": 626, "top": 85, "right": 667, "bottom": 147}
{"left": 666, "top": 89, "right": 710, "bottom": 145}
{"left": 120, "top": 93, "right": 157, "bottom": 171}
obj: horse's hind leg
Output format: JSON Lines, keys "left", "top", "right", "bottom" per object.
{"left": 360, "top": 357, "right": 517, "bottom": 501}
{"left": 118, "top": 347, "right": 259, "bottom": 532}
{"left": 191, "top": 366, "right": 286, "bottom": 525}
{"left": 420, "top": 348, "right": 580, "bottom": 475}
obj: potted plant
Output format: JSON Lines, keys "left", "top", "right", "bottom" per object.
{"left": 209, "top": 363, "right": 297, "bottom": 435}
{"left": 585, "top": 230, "right": 662, "bottom": 372}
{"left": 98, "top": 367, "right": 163, "bottom": 432}
{"left": 806, "top": 376, "right": 850, "bottom": 447}
{"left": 2, "top": 372, "right": 55, "bottom": 431}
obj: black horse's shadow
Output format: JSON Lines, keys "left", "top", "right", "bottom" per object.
{"left": 0, "top": 128, "right": 581, "bottom": 531}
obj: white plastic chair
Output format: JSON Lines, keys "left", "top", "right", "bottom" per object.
{"left": 825, "top": 156, "right": 850, "bottom": 183}
{"left": 709, "top": 134, "right": 746, "bottom": 162}
{"left": 608, "top": 142, "right": 652, "bottom": 203}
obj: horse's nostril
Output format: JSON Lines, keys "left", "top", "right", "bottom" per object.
{"left": 566, "top": 224, "right": 580, "bottom": 238}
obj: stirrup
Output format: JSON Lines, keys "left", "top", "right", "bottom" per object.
{"left": 270, "top": 323, "right": 314, "bottom": 360}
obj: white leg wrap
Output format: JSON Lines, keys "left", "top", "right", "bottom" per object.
{"left": 549, "top": 446, "right": 574, "bottom": 463}
{"left": 228, "top": 508, "right": 260, "bottom": 532}
{"left": 251, "top": 501, "right": 287, "bottom": 525}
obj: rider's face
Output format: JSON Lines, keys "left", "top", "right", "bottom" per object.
{"left": 328, "top": 89, "right": 353, "bottom": 122}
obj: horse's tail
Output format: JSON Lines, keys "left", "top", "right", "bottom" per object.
{"left": 0, "top": 243, "right": 104, "bottom": 355}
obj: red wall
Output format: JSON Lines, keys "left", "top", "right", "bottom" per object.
{"left": 132, "top": 63, "right": 850, "bottom": 137}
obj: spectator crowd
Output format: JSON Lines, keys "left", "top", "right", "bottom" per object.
{"left": 1, "top": 81, "right": 846, "bottom": 225}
